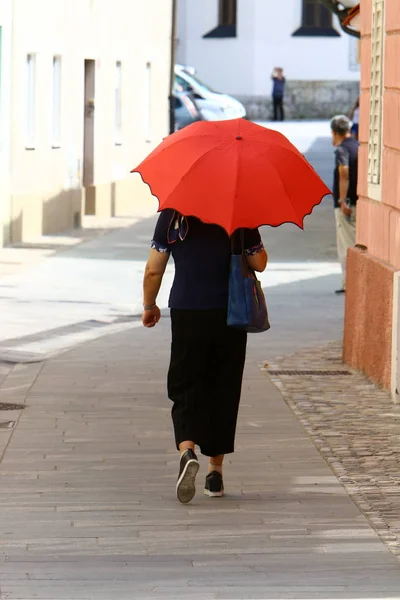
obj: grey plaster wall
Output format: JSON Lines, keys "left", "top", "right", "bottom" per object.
{"left": 238, "top": 80, "right": 360, "bottom": 120}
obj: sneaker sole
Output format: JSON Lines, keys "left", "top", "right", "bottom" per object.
{"left": 204, "top": 488, "right": 224, "bottom": 498}
{"left": 176, "top": 459, "right": 199, "bottom": 504}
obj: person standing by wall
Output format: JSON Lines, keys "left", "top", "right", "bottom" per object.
{"left": 271, "top": 67, "right": 285, "bottom": 121}
{"left": 330, "top": 115, "right": 359, "bottom": 294}
{"left": 349, "top": 96, "right": 360, "bottom": 140}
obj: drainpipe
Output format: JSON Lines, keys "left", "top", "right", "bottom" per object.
{"left": 169, "top": 0, "right": 178, "bottom": 135}
{"left": 319, "top": 0, "right": 360, "bottom": 38}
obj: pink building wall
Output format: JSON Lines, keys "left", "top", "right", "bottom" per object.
{"left": 343, "top": 0, "right": 400, "bottom": 389}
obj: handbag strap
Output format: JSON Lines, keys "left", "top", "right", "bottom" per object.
{"left": 231, "top": 229, "right": 253, "bottom": 274}
{"left": 231, "top": 229, "right": 245, "bottom": 256}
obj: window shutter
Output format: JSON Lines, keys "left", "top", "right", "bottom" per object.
{"left": 368, "top": 0, "right": 384, "bottom": 186}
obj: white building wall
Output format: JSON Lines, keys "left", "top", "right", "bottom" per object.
{"left": 177, "top": 0, "right": 360, "bottom": 98}
{"left": 177, "top": 0, "right": 257, "bottom": 96}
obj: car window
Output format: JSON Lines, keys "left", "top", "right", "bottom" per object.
{"left": 174, "top": 96, "right": 183, "bottom": 108}
{"left": 181, "top": 71, "right": 219, "bottom": 94}
{"left": 175, "top": 75, "right": 191, "bottom": 92}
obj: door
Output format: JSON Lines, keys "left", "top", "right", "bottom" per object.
{"left": 83, "top": 59, "right": 95, "bottom": 189}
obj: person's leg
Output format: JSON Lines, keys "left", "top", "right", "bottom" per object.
{"left": 272, "top": 96, "right": 278, "bottom": 121}
{"left": 334, "top": 207, "right": 347, "bottom": 290}
{"left": 168, "top": 310, "right": 209, "bottom": 450}
{"left": 202, "top": 316, "right": 247, "bottom": 497}
{"left": 280, "top": 97, "right": 285, "bottom": 121}
{"left": 209, "top": 454, "right": 224, "bottom": 474}
{"left": 205, "top": 323, "right": 247, "bottom": 456}
{"left": 205, "top": 454, "right": 225, "bottom": 498}
{"left": 168, "top": 309, "right": 206, "bottom": 502}
{"left": 179, "top": 441, "right": 195, "bottom": 453}
{"left": 176, "top": 446, "right": 199, "bottom": 504}
{"left": 351, "top": 124, "right": 359, "bottom": 140}
{"left": 334, "top": 207, "right": 356, "bottom": 292}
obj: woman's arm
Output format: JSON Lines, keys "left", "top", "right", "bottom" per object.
{"left": 142, "top": 210, "right": 173, "bottom": 328}
{"left": 143, "top": 249, "right": 169, "bottom": 308}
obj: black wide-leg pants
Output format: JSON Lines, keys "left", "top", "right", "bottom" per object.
{"left": 167, "top": 309, "right": 247, "bottom": 457}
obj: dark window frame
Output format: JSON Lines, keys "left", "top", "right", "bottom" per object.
{"left": 203, "top": 0, "right": 237, "bottom": 39}
{"left": 293, "top": 0, "right": 340, "bottom": 37}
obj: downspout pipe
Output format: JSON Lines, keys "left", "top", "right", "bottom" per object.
{"left": 319, "top": 0, "right": 360, "bottom": 38}
{"left": 169, "top": 0, "right": 178, "bottom": 135}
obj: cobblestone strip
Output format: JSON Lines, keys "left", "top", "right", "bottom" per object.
{"left": 263, "top": 340, "right": 400, "bottom": 558}
{"left": 0, "top": 362, "right": 44, "bottom": 463}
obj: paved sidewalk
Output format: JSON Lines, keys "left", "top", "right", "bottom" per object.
{"left": 0, "top": 209, "right": 157, "bottom": 278}
{"left": 1, "top": 325, "right": 400, "bottom": 599}
{"left": 2, "top": 120, "right": 399, "bottom": 598}
{"left": 268, "top": 341, "right": 400, "bottom": 559}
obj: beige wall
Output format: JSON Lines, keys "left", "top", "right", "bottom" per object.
{"left": 0, "top": 0, "right": 13, "bottom": 246}
{"left": 0, "top": 0, "right": 172, "bottom": 244}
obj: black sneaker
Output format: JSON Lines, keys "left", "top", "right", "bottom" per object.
{"left": 204, "top": 471, "right": 224, "bottom": 498}
{"left": 176, "top": 449, "right": 199, "bottom": 504}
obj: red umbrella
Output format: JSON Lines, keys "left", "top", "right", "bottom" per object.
{"left": 131, "top": 118, "right": 331, "bottom": 235}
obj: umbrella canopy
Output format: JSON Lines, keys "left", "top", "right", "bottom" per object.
{"left": 131, "top": 118, "right": 331, "bottom": 235}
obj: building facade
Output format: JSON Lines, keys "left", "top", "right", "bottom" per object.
{"left": 0, "top": 0, "right": 172, "bottom": 246}
{"left": 177, "top": 0, "right": 360, "bottom": 120}
{"left": 343, "top": 0, "right": 400, "bottom": 399}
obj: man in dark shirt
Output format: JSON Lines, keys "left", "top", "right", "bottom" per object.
{"left": 271, "top": 67, "right": 285, "bottom": 121}
{"left": 331, "top": 114, "right": 359, "bottom": 294}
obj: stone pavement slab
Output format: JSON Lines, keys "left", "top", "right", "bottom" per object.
{"left": 0, "top": 324, "right": 400, "bottom": 599}
{"left": 267, "top": 341, "right": 400, "bottom": 559}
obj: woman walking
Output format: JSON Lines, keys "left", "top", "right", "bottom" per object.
{"left": 134, "top": 118, "right": 330, "bottom": 504}
{"left": 142, "top": 210, "right": 268, "bottom": 503}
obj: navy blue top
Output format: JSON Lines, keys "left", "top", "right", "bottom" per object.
{"left": 152, "top": 210, "right": 264, "bottom": 310}
{"left": 333, "top": 137, "right": 359, "bottom": 208}
{"left": 272, "top": 77, "right": 285, "bottom": 98}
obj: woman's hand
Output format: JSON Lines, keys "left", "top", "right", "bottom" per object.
{"left": 142, "top": 306, "right": 161, "bottom": 328}
{"left": 340, "top": 202, "right": 352, "bottom": 218}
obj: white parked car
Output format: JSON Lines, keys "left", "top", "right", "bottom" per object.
{"left": 175, "top": 65, "right": 246, "bottom": 121}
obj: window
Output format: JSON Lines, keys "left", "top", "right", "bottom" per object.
{"left": 293, "top": 0, "right": 340, "bottom": 37}
{"left": 52, "top": 56, "right": 62, "bottom": 148}
{"left": 26, "top": 54, "right": 36, "bottom": 149}
{"left": 145, "top": 62, "right": 151, "bottom": 142}
{"left": 203, "top": 0, "right": 237, "bottom": 38}
{"left": 174, "top": 74, "right": 191, "bottom": 93}
{"left": 303, "top": 0, "right": 331, "bottom": 28}
{"left": 368, "top": 0, "right": 384, "bottom": 197}
{"left": 115, "top": 61, "right": 122, "bottom": 145}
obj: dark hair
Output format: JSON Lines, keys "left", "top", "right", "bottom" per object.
{"left": 330, "top": 115, "right": 351, "bottom": 136}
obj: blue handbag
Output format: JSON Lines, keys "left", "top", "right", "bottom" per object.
{"left": 227, "top": 231, "right": 270, "bottom": 333}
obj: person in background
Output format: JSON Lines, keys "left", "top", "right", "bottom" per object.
{"left": 330, "top": 115, "right": 359, "bottom": 294}
{"left": 349, "top": 96, "right": 360, "bottom": 140}
{"left": 271, "top": 67, "right": 285, "bottom": 122}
